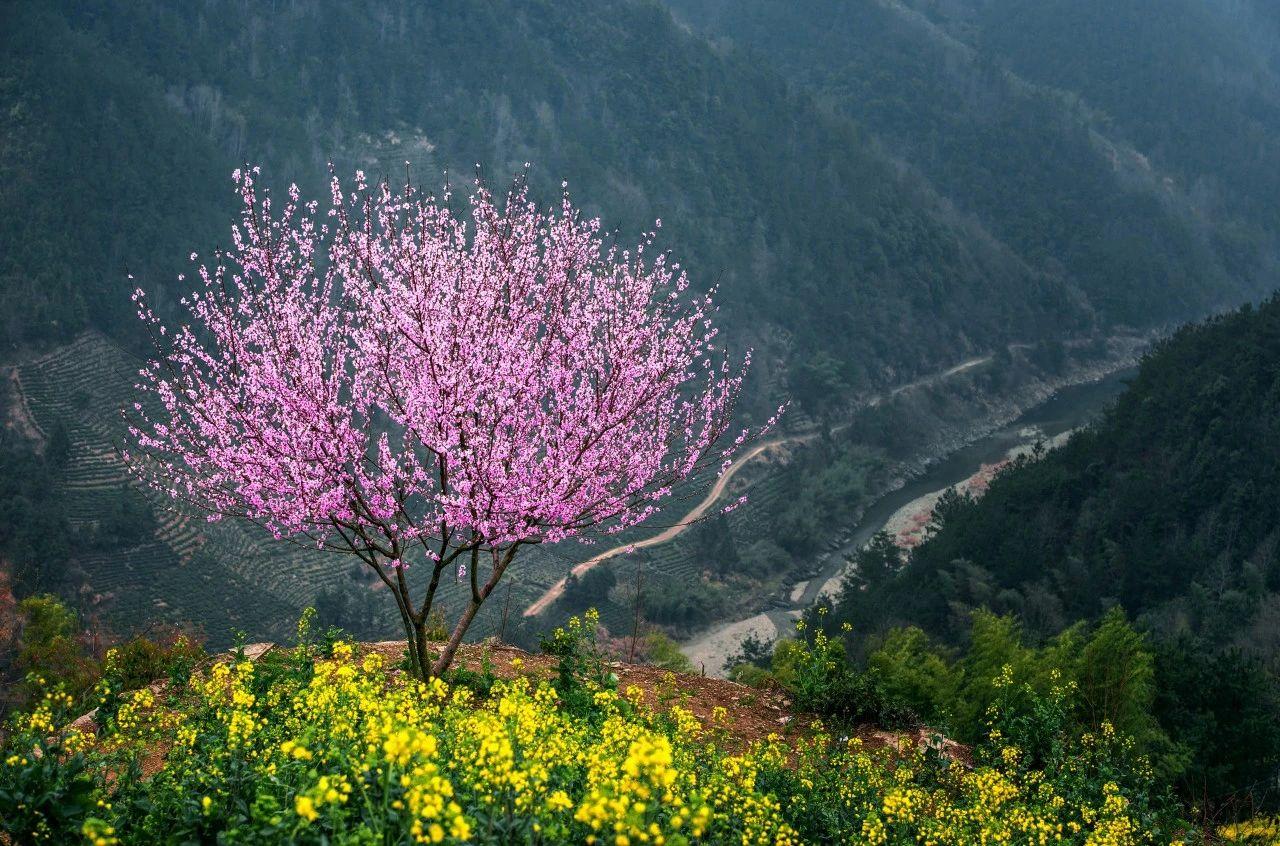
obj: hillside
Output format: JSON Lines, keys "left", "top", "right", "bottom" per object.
{"left": 2, "top": 0, "right": 1084, "bottom": 402}
{"left": 828, "top": 296, "right": 1280, "bottom": 811}
{"left": 668, "top": 0, "right": 1278, "bottom": 325}
{"left": 0, "top": 0, "right": 1275, "bottom": 651}
{"left": 849, "top": 297, "right": 1280, "bottom": 648}
{"left": 0, "top": 604, "right": 1204, "bottom": 844}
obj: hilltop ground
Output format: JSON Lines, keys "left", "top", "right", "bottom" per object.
{"left": 63, "top": 638, "right": 967, "bottom": 768}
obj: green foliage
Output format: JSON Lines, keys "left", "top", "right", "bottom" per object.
{"left": 8, "top": 0, "right": 1275, "bottom": 672}
{"left": 94, "top": 628, "right": 204, "bottom": 727}
{"left": 0, "top": 0, "right": 1109, "bottom": 407}
{"left": 16, "top": 594, "right": 76, "bottom": 647}
{"left": 642, "top": 631, "right": 693, "bottom": 673}
{"left": 642, "top": 576, "right": 726, "bottom": 629}
{"left": 864, "top": 298, "right": 1280, "bottom": 649}
{"left": 0, "top": 683, "right": 103, "bottom": 845}
{"left": 6, "top": 594, "right": 208, "bottom": 733}
{"left": 773, "top": 443, "right": 885, "bottom": 557}
{"left": 763, "top": 615, "right": 919, "bottom": 731}
{"left": 688, "top": 515, "right": 740, "bottom": 576}
{"left": 790, "top": 350, "right": 849, "bottom": 426}
{"left": 974, "top": 668, "right": 1175, "bottom": 838}
{"left": 538, "top": 609, "right": 618, "bottom": 719}
{"left": 865, "top": 626, "right": 960, "bottom": 725}
{"left": 0, "top": 436, "right": 75, "bottom": 598}
{"left": 735, "top": 538, "right": 789, "bottom": 580}
{"left": 669, "top": 0, "right": 1274, "bottom": 328}
{"left": 561, "top": 562, "right": 617, "bottom": 610}
{"left": 0, "top": 734, "right": 99, "bottom": 845}
{"left": 722, "top": 631, "right": 774, "bottom": 677}
{"left": 837, "top": 297, "right": 1280, "bottom": 811}
{"left": 1153, "top": 637, "right": 1280, "bottom": 813}
{"left": 1076, "top": 609, "right": 1159, "bottom": 748}
{"left": 853, "top": 530, "right": 902, "bottom": 587}
{"left": 12, "top": 595, "right": 99, "bottom": 709}
{"left": 442, "top": 646, "right": 499, "bottom": 699}
{"left": 866, "top": 610, "right": 1163, "bottom": 754}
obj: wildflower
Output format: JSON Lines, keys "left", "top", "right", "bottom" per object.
{"left": 295, "top": 795, "right": 318, "bottom": 822}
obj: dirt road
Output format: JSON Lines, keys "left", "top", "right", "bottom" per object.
{"left": 521, "top": 354, "right": 994, "bottom": 619}
{"left": 522, "top": 436, "right": 795, "bottom": 617}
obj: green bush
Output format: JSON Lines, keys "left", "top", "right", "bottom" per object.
{"left": 736, "top": 614, "right": 919, "bottom": 731}
{"left": 0, "top": 688, "right": 101, "bottom": 844}
{"left": 642, "top": 631, "right": 693, "bottom": 673}
{"left": 538, "top": 609, "right": 618, "bottom": 720}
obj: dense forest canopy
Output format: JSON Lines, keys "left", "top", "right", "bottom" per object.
{"left": 826, "top": 297, "right": 1280, "bottom": 809}
{"left": 668, "top": 0, "right": 1280, "bottom": 327}
{"left": 4, "top": 0, "right": 1278, "bottom": 409}
{"left": 0, "top": 0, "right": 1057, "bottom": 408}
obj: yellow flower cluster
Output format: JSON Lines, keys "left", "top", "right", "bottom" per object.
{"left": 61, "top": 637, "right": 1173, "bottom": 845}
{"left": 81, "top": 817, "right": 118, "bottom": 846}
{"left": 784, "top": 732, "right": 1156, "bottom": 846}
{"left": 19, "top": 688, "right": 70, "bottom": 736}
{"left": 100, "top": 640, "right": 808, "bottom": 844}
{"left": 1218, "top": 816, "right": 1280, "bottom": 844}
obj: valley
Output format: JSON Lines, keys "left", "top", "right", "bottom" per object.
{"left": 683, "top": 362, "right": 1136, "bottom": 674}
{"left": 3, "top": 0, "right": 1280, "bottom": 836}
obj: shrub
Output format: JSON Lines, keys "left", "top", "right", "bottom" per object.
{"left": 642, "top": 631, "right": 694, "bottom": 673}
{"left": 561, "top": 564, "right": 618, "bottom": 611}
{"left": 771, "top": 618, "right": 919, "bottom": 731}
{"left": 722, "top": 632, "right": 774, "bottom": 677}
{"left": 0, "top": 688, "right": 100, "bottom": 844}
{"left": 93, "top": 629, "right": 204, "bottom": 727}
{"left": 0, "top": 623, "right": 1195, "bottom": 845}
{"left": 539, "top": 609, "right": 619, "bottom": 719}
{"left": 11, "top": 595, "right": 99, "bottom": 710}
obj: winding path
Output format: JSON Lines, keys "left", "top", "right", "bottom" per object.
{"left": 522, "top": 436, "right": 801, "bottom": 617}
{"left": 522, "top": 355, "right": 992, "bottom": 618}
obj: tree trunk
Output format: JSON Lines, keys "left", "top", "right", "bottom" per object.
{"left": 431, "top": 598, "right": 482, "bottom": 676}
{"left": 428, "top": 545, "right": 519, "bottom": 676}
{"left": 413, "top": 617, "right": 431, "bottom": 680}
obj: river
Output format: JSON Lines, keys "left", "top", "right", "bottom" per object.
{"left": 681, "top": 366, "right": 1137, "bottom": 675}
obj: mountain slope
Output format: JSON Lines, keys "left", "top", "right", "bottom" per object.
{"left": 828, "top": 295, "right": 1280, "bottom": 807}
{"left": 844, "top": 296, "right": 1280, "bottom": 648}
{"left": 1, "top": 0, "right": 1084, "bottom": 404}
{"left": 666, "top": 0, "right": 1275, "bottom": 327}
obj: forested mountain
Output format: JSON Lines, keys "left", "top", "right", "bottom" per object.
{"left": 829, "top": 297, "right": 1280, "bottom": 808}
{"left": 3, "top": 0, "right": 1080, "bottom": 406}
{"left": 1, "top": 0, "right": 1278, "bottom": 647}
{"left": 667, "top": 0, "right": 1280, "bottom": 328}
{"left": 5, "top": 0, "right": 1274, "bottom": 399}
{"left": 844, "top": 296, "right": 1280, "bottom": 650}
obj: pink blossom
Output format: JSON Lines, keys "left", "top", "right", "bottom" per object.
{"left": 126, "top": 166, "right": 774, "bottom": 675}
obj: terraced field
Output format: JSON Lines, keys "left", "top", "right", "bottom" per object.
{"left": 14, "top": 332, "right": 799, "bottom": 649}
{"left": 14, "top": 333, "right": 569, "bottom": 647}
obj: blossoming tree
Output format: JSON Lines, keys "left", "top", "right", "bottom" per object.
{"left": 126, "top": 167, "right": 769, "bottom": 678}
